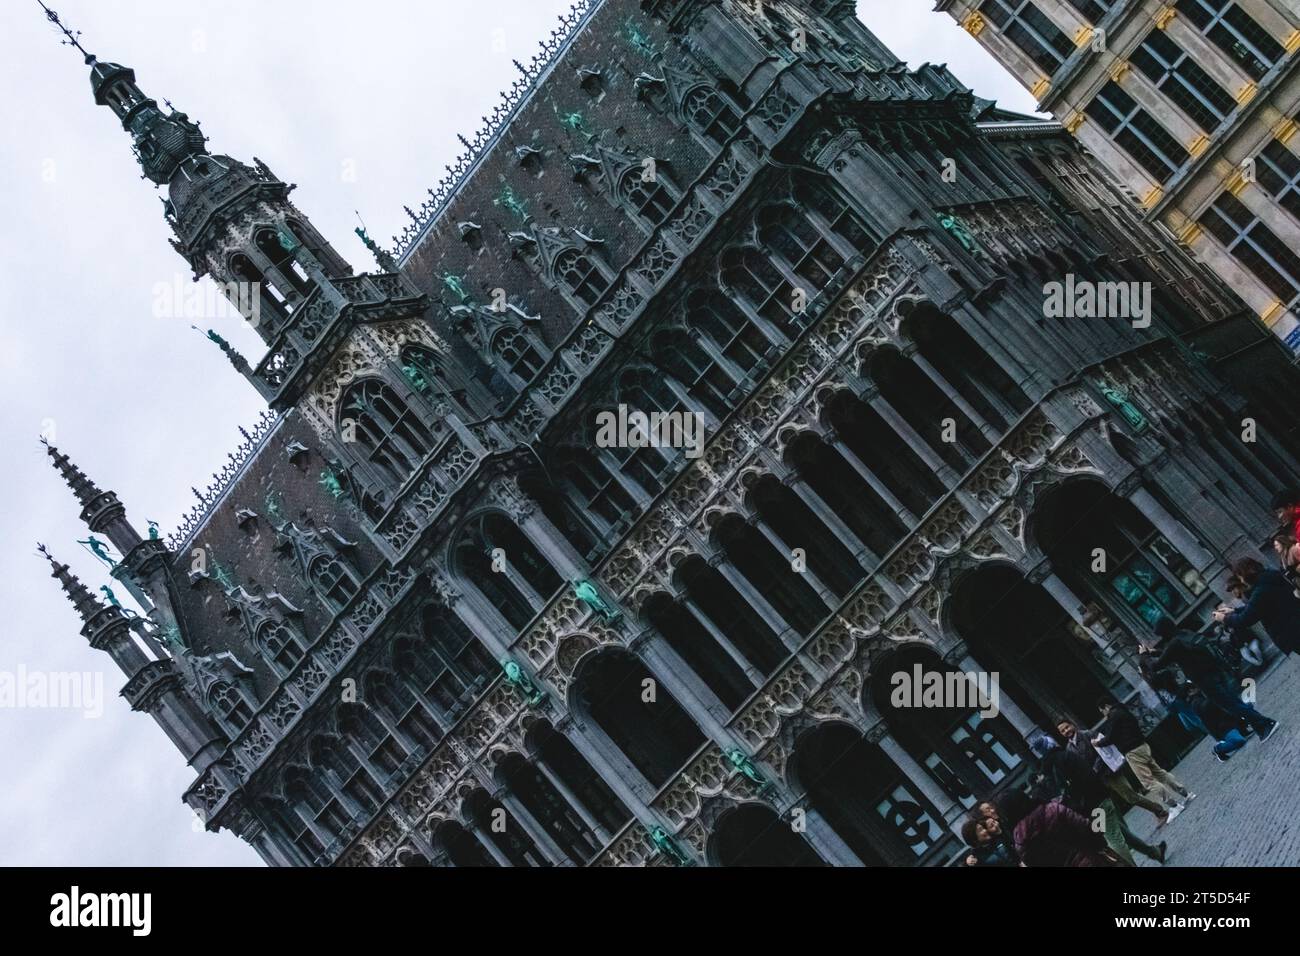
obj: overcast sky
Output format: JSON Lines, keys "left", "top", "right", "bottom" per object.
{"left": 0, "top": 1, "right": 1036, "bottom": 867}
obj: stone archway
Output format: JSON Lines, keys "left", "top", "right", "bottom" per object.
{"left": 707, "top": 803, "right": 827, "bottom": 867}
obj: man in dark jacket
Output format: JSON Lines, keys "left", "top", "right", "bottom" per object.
{"left": 1148, "top": 617, "right": 1279, "bottom": 740}
{"left": 1215, "top": 558, "right": 1300, "bottom": 656}
{"left": 1093, "top": 699, "right": 1190, "bottom": 813}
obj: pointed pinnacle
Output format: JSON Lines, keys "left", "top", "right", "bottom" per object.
{"left": 37, "top": 542, "right": 104, "bottom": 623}
{"left": 43, "top": 439, "right": 105, "bottom": 508}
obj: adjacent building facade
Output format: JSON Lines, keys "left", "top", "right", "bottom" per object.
{"left": 938, "top": 0, "right": 1300, "bottom": 349}
{"left": 40, "top": 0, "right": 1300, "bottom": 867}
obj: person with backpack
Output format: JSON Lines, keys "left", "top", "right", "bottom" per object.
{"left": 1147, "top": 618, "right": 1279, "bottom": 741}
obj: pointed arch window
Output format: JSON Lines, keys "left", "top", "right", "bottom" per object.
{"left": 340, "top": 378, "right": 436, "bottom": 488}
{"left": 682, "top": 86, "right": 741, "bottom": 146}
{"left": 229, "top": 253, "right": 287, "bottom": 324}
{"left": 365, "top": 670, "right": 441, "bottom": 750}
{"left": 207, "top": 681, "right": 254, "bottom": 735}
{"left": 255, "top": 227, "right": 314, "bottom": 298}
{"left": 308, "top": 554, "right": 360, "bottom": 612}
{"left": 794, "top": 179, "right": 878, "bottom": 256}
{"left": 722, "top": 247, "right": 797, "bottom": 333}
{"left": 309, "top": 734, "right": 383, "bottom": 817}
{"left": 617, "top": 165, "right": 677, "bottom": 228}
{"left": 554, "top": 249, "right": 609, "bottom": 308}
{"left": 556, "top": 445, "right": 638, "bottom": 529}
{"left": 392, "top": 603, "right": 493, "bottom": 719}
{"left": 338, "top": 702, "right": 408, "bottom": 779}
{"left": 688, "top": 290, "right": 776, "bottom": 372}
{"left": 491, "top": 328, "right": 546, "bottom": 386}
{"left": 757, "top": 202, "right": 845, "bottom": 291}
{"left": 255, "top": 620, "right": 310, "bottom": 676}
{"left": 453, "top": 513, "right": 563, "bottom": 630}
{"left": 652, "top": 327, "right": 737, "bottom": 421}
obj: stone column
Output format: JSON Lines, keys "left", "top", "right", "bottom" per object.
{"left": 1127, "top": 485, "right": 1220, "bottom": 576}
{"left": 534, "top": 758, "right": 612, "bottom": 844}
{"left": 876, "top": 731, "right": 962, "bottom": 828}
{"left": 469, "top": 822, "right": 515, "bottom": 868}
{"left": 959, "top": 654, "right": 1036, "bottom": 737}
{"left": 497, "top": 789, "right": 570, "bottom": 866}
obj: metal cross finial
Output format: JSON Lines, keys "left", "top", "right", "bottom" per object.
{"left": 36, "top": 1, "right": 94, "bottom": 61}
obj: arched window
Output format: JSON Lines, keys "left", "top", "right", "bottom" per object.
{"left": 823, "top": 390, "right": 945, "bottom": 517}
{"left": 618, "top": 166, "right": 676, "bottom": 228}
{"left": 868, "top": 349, "right": 989, "bottom": 470}
{"left": 677, "top": 555, "right": 788, "bottom": 676}
{"left": 643, "top": 591, "right": 755, "bottom": 712}
{"left": 229, "top": 253, "right": 287, "bottom": 324}
{"left": 340, "top": 378, "right": 436, "bottom": 487}
{"left": 572, "top": 648, "right": 705, "bottom": 788}
{"left": 528, "top": 719, "right": 631, "bottom": 834}
{"left": 652, "top": 327, "right": 737, "bottom": 421}
{"left": 688, "top": 290, "right": 777, "bottom": 372}
{"left": 207, "top": 681, "right": 254, "bottom": 735}
{"left": 491, "top": 328, "right": 546, "bottom": 386}
{"left": 785, "top": 432, "right": 907, "bottom": 558}
{"left": 748, "top": 474, "right": 864, "bottom": 598}
{"left": 453, "top": 513, "right": 563, "bottom": 630}
{"left": 714, "top": 513, "right": 830, "bottom": 636}
{"left": 794, "top": 179, "right": 878, "bottom": 256}
{"left": 392, "top": 603, "right": 493, "bottom": 720}
{"left": 366, "top": 669, "right": 440, "bottom": 750}
{"left": 757, "top": 203, "right": 844, "bottom": 291}
{"left": 255, "top": 620, "right": 309, "bottom": 676}
{"left": 433, "top": 820, "right": 497, "bottom": 867}
{"left": 682, "top": 86, "right": 740, "bottom": 146}
{"left": 254, "top": 227, "right": 313, "bottom": 298}
{"left": 556, "top": 445, "right": 638, "bottom": 530}
{"left": 308, "top": 554, "right": 359, "bottom": 611}
{"left": 337, "top": 702, "right": 408, "bottom": 779}
{"left": 499, "top": 753, "right": 602, "bottom": 864}
{"left": 399, "top": 344, "right": 444, "bottom": 398}
{"left": 710, "top": 803, "right": 826, "bottom": 866}
{"left": 554, "top": 249, "right": 609, "bottom": 308}
{"left": 309, "top": 733, "right": 383, "bottom": 817}
{"left": 283, "top": 765, "right": 349, "bottom": 850}
{"left": 722, "top": 247, "right": 797, "bottom": 333}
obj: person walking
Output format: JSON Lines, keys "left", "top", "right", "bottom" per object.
{"left": 1093, "top": 699, "right": 1192, "bottom": 815}
{"left": 1145, "top": 662, "right": 1248, "bottom": 762}
{"left": 1148, "top": 618, "right": 1279, "bottom": 740}
{"left": 1214, "top": 557, "right": 1300, "bottom": 658}
{"left": 996, "top": 790, "right": 1120, "bottom": 867}
{"left": 1053, "top": 721, "right": 1168, "bottom": 865}
{"left": 1057, "top": 718, "right": 1169, "bottom": 825}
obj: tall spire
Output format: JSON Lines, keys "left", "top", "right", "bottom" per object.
{"left": 37, "top": 543, "right": 104, "bottom": 624}
{"left": 38, "top": 2, "right": 209, "bottom": 186}
{"left": 42, "top": 438, "right": 104, "bottom": 509}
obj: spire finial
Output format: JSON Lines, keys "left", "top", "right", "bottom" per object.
{"left": 36, "top": 2, "right": 94, "bottom": 62}
{"left": 37, "top": 542, "right": 105, "bottom": 623}
{"left": 42, "top": 437, "right": 106, "bottom": 508}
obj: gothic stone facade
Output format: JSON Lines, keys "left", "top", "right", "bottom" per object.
{"left": 43, "top": 0, "right": 1300, "bottom": 867}
{"left": 938, "top": 0, "right": 1300, "bottom": 349}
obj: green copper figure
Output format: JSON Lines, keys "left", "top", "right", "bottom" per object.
{"left": 159, "top": 622, "right": 185, "bottom": 653}
{"left": 319, "top": 469, "right": 346, "bottom": 500}
{"left": 622, "top": 18, "right": 657, "bottom": 58}
{"left": 493, "top": 185, "right": 530, "bottom": 222}
{"left": 500, "top": 658, "right": 546, "bottom": 706}
{"left": 726, "top": 748, "right": 768, "bottom": 789}
{"left": 99, "top": 584, "right": 138, "bottom": 618}
{"left": 265, "top": 490, "right": 286, "bottom": 523}
{"left": 147, "top": 520, "right": 160, "bottom": 541}
{"left": 276, "top": 225, "right": 300, "bottom": 254}
{"left": 573, "top": 579, "right": 621, "bottom": 623}
{"left": 649, "top": 826, "right": 690, "bottom": 866}
{"left": 402, "top": 363, "right": 431, "bottom": 395}
{"left": 78, "top": 535, "right": 117, "bottom": 569}
{"left": 442, "top": 272, "right": 473, "bottom": 304}
{"left": 936, "top": 212, "right": 980, "bottom": 255}
{"left": 209, "top": 558, "right": 236, "bottom": 592}
{"left": 1098, "top": 382, "right": 1148, "bottom": 433}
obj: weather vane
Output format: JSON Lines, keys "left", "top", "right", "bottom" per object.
{"left": 36, "top": 1, "right": 94, "bottom": 61}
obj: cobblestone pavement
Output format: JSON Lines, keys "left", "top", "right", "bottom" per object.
{"left": 1129, "top": 655, "right": 1300, "bottom": 867}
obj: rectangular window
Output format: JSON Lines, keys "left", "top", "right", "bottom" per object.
{"left": 1200, "top": 191, "right": 1300, "bottom": 309}
{"left": 1256, "top": 139, "right": 1300, "bottom": 224}
{"left": 1085, "top": 81, "right": 1190, "bottom": 182}
{"left": 1061, "top": 0, "right": 1112, "bottom": 23}
{"left": 1177, "top": 0, "right": 1284, "bottom": 81}
{"left": 979, "top": 0, "right": 1076, "bottom": 74}
{"left": 1131, "top": 29, "right": 1236, "bottom": 132}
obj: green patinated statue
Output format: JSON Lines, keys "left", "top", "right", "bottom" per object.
{"left": 355, "top": 226, "right": 398, "bottom": 272}
{"left": 147, "top": 520, "right": 160, "bottom": 541}
{"left": 78, "top": 535, "right": 117, "bottom": 569}
{"left": 573, "top": 579, "right": 620, "bottom": 623}
{"left": 209, "top": 559, "right": 236, "bottom": 592}
{"left": 1098, "top": 382, "right": 1149, "bottom": 433}
{"left": 493, "top": 185, "right": 530, "bottom": 222}
{"left": 265, "top": 490, "right": 287, "bottom": 523}
{"left": 442, "top": 272, "right": 473, "bottom": 304}
{"left": 276, "top": 225, "right": 300, "bottom": 254}
{"left": 500, "top": 658, "right": 545, "bottom": 706}
{"left": 726, "top": 748, "right": 768, "bottom": 788}
{"left": 159, "top": 622, "right": 186, "bottom": 653}
{"left": 936, "top": 212, "right": 980, "bottom": 255}
{"left": 99, "top": 584, "right": 121, "bottom": 608}
{"left": 622, "top": 18, "right": 657, "bottom": 58}
{"left": 319, "top": 470, "right": 346, "bottom": 500}
{"left": 649, "top": 826, "right": 690, "bottom": 866}
{"left": 401, "top": 363, "right": 431, "bottom": 395}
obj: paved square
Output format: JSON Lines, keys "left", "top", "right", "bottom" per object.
{"left": 1130, "top": 657, "right": 1300, "bottom": 867}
